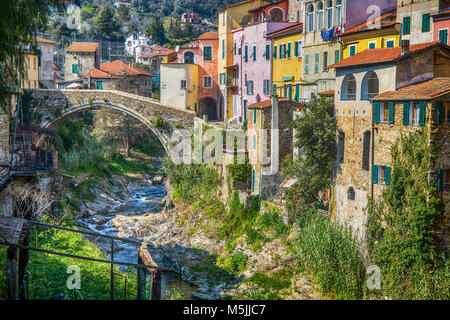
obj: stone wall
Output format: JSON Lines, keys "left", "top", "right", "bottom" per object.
{"left": 65, "top": 51, "right": 99, "bottom": 81}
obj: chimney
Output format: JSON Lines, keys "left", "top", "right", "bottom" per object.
{"left": 401, "top": 39, "right": 410, "bottom": 55}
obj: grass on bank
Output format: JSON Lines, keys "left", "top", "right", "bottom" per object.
{"left": 0, "top": 221, "right": 138, "bottom": 300}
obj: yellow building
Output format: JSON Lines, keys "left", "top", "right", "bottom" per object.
{"left": 217, "top": 0, "right": 269, "bottom": 120}
{"left": 21, "top": 52, "right": 39, "bottom": 89}
{"left": 268, "top": 23, "right": 303, "bottom": 101}
{"left": 341, "top": 11, "right": 400, "bottom": 60}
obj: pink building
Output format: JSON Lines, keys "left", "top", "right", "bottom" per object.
{"left": 249, "top": 0, "right": 289, "bottom": 24}
{"left": 230, "top": 22, "right": 295, "bottom": 121}
{"left": 433, "top": 9, "right": 450, "bottom": 45}
{"left": 176, "top": 32, "right": 220, "bottom": 120}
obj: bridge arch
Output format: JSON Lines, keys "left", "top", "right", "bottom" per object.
{"left": 42, "top": 101, "right": 171, "bottom": 154}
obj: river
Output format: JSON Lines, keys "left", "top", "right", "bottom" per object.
{"left": 78, "top": 167, "right": 197, "bottom": 300}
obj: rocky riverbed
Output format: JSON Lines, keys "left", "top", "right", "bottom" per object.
{"left": 71, "top": 167, "right": 321, "bottom": 300}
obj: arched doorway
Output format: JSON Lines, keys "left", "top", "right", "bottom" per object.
{"left": 199, "top": 97, "right": 217, "bottom": 121}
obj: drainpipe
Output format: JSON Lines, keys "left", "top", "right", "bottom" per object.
{"left": 370, "top": 101, "right": 375, "bottom": 205}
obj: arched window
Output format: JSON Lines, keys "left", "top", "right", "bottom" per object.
{"left": 347, "top": 187, "right": 355, "bottom": 200}
{"left": 316, "top": 1, "right": 324, "bottom": 30}
{"left": 361, "top": 71, "right": 379, "bottom": 100}
{"left": 335, "top": 0, "right": 342, "bottom": 26}
{"left": 269, "top": 8, "right": 284, "bottom": 22}
{"left": 307, "top": 3, "right": 314, "bottom": 32}
{"left": 184, "top": 51, "right": 194, "bottom": 64}
{"left": 325, "top": 0, "right": 333, "bottom": 28}
{"left": 341, "top": 73, "right": 357, "bottom": 100}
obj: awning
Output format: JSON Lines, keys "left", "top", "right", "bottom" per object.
{"left": 282, "top": 76, "right": 293, "bottom": 81}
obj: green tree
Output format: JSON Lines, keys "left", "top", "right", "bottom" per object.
{"left": 282, "top": 96, "right": 336, "bottom": 220}
{"left": 367, "top": 128, "right": 449, "bottom": 299}
{"left": 0, "top": 0, "right": 62, "bottom": 105}
{"left": 94, "top": 5, "right": 122, "bottom": 40}
{"left": 145, "top": 16, "right": 167, "bottom": 45}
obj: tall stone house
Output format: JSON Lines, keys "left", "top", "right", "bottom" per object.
{"left": 247, "top": 97, "right": 301, "bottom": 199}
{"left": 288, "top": 0, "right": 304, "bottom": 22}
{"left": 36, "top": 37, "right": 56, "bottom": 89}
{"left": 329, "top": 40, "right": 450, "bottom": 252}
{"left": 396, "top": 0, "right": 450, "bottom": 45}
{"left": 64, "top": 42, "right": 101, "bottom": 82}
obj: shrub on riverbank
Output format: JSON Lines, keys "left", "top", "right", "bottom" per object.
{"left": 0, "top": 221, "right": 137, "bottom": 300}
{"left": 294, "top": 215, "right": 364, "bottom": 300}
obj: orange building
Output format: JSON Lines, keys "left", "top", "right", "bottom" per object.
{"left": 177, "top": 32, "right": 220, "bottom": 120}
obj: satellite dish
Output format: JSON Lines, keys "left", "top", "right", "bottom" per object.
{"left": 175, "top": 45, "right": 180, "bottom": 53}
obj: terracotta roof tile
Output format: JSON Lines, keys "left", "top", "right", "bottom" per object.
{"left": 100, "top": 60, "right": 153, "bottom": 77}
{"left": 329, "top": 41, "right": 444, "bottom": 68}
{"left": 142, "top": 50, "right": 176, "bottom": 58}
{"left": 83, "top": 68, "right": 117, "bottom": 79}
{"left": 37, "top": 37, "right": 56, "bottom": 44}
{"left": 248, "top": 98, "right": 289, "bottom": 108}
{"left": 373, "top": 78, "right": 450, "bottom": 100}
{"left": 66, "top": 42, "right": 100, "bottom": 53}
{"left": 198, "top": 32, "right": 218, "bottom": 40}
{"left": 342, "top": 11, "right": 397, "bottom": 35}
{"left": 318, "top": 90, "right": 335, "bottom": 96}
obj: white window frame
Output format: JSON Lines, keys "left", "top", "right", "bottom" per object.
{"left": 181, "top": 80, "right": 187, "bottom": 89}
{"left": 306, "top": 3, "right": 314, "bottom": 32}
{"left": 438, "top": 28, "right": 449, "bottom": 44}
{"left": 203, "top": 76, "right": 212, "bottom": 88}
{"left": 316, "top": 1, "right": 324, "bottom": 30}
{"left": 409, "top": 101, "right": 420, "bottom": 126}
{"left": 335, "top": 0, "right": 342, "bottom": 26}
{"left": 368, "top": 40, "right": 377, "bottom": 49}
{"left": 325, "top": 0, "right": 333, "bottom": 29}
{"left": 203, "top": 45, "right": 213, "bottom": 61}
{"left": 385, "top": 38, "right": 395, "bottom": 48}
{"left": 349, "top": 44, "right": 357, "bottom": 56}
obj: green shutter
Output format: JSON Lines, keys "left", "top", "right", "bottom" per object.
{"left": 335, "top": 50, "right": 340, "bottom": 63}
{"left": 422, "top": 13, "right": 430, "bottom": 32}
{"left": 294, "top": 41, "right": 299, "bottom": 56}
{"left": 350, "top": 46, "right": 356, "bottom": 56}
{"left": 72, "top": 64, "right": 78, "bottom": 74}
{"left": 244, "top": 45, "right": 248, "bottom": 62}
{"left": 419, "top": 101, "right": 426, "bottom": 126}
{"left": 403, "top": 16, "right": 411, "bottom": 35}
{"left": 273, "top": 83, "right": 277, "bottom": 95}
{"left": 253, "top": 45, "right": 256, "bottom": 61}
{"left": 372, "top": 165, "right": 378, "bottom": 184}
{"left": 287, "top": 43, "right": 291, "bottom": 58}
{"left": 388, "top": 102, "right": 394, "bottom": 124}
{"left": 305, "top": 55, "right": 309, "bottom": 73}
{"left": 273, "top": 45, "right": 277, "bottom": 59}
{"left": 369, "top": 42, "right": 376, "bottom": 49}
{"left": 288, "top": 85, "right": 292, "bottom": 99}
{"left": 403, "top": 102, "right": 410, "bottom": 125}
{"left": 374, "top": 102, "right": 380, "bottom": 124}
{"left": 439, "top": 29, "right": 448, "bottom": 45}
{"left": 436, "top": 101, "right": 443, "bottom": 125}
{"left": 386, "top": 40, "right": 394, "bottom": 48}
{"left": 437, "top": 169, "right": 443, "bottom": 191}
{"left": 253, "top": 109, "right": 257, "bottom": 124}
{"left": 295, "top": 84, "right": 300, "bottom": 102}
{"left": 385, "top": 167, "right": 391, "bottom": 185}
{"left": 280, "top": 44, "right": 283, "bottom": 58}
{"left": 265, "top": 44, "right": 270, "bottom": 60}
{"left": 252, "top": 168, "right": 255, "bottom": 192}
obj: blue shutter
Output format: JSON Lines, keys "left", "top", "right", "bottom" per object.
{"left": 374, "top": 102, "right": 380, "bottom": 124}
{"left": 437, "top": 169, "right": 443, "bottom": 191}
{"left": 436, "top": 101, "right": 443, "bottom": 125}
{"left": 252, "top": 168, "right": 255, "bottom": 192}
{"left": 372, "top": 165, "right": 378, "bottom": 184}
{"left": 388, "top": 102, "right": 394, "bottom": 124}
{"left": 385, "top": 167, "right": 391, "bottom": 185}
{"left": 403, "top": 102, "right": 410, "bottom": 125}
{"left": 419, "top": 101, "right": 426, "bottom": 126}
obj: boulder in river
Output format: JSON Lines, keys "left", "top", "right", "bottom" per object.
{"left": 151, "top": 175, "right": 164, "bottom": 185}
{"left": 92, "top": 215, "right": 107, "bottom": 225}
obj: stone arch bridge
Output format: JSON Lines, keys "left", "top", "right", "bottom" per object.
{"left": 23, "top": 89, "right": 197, "bottom": 154}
